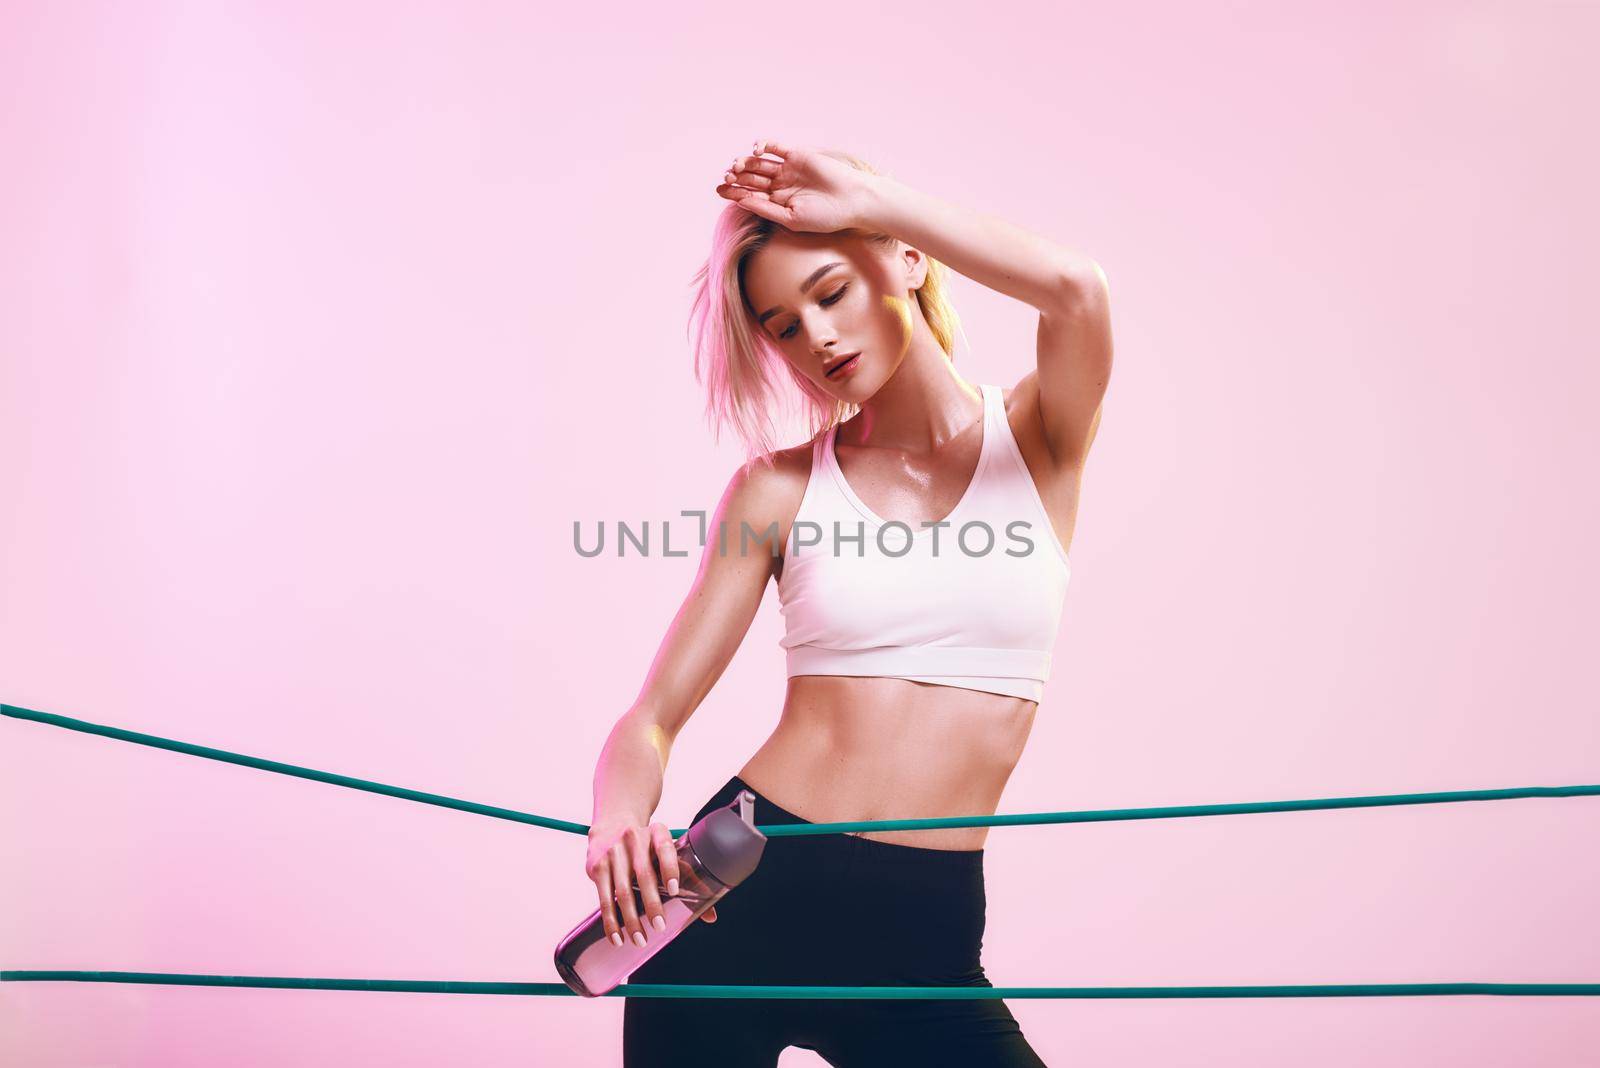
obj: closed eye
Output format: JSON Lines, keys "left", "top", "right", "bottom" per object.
{"left": 779, "top": 284, "right": 850, "bottom": 340}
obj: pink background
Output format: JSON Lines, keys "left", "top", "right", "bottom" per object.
{"left": 3, "top": 2, "right": 1596, "bottom": 1065}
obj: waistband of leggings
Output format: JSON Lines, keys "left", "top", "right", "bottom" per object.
{"left": 710, "top": 774, "right": 984, "bottom": 870}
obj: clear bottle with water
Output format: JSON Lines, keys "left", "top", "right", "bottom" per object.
{"left": 555, "top": 789, "right": 767, "bottom": 998}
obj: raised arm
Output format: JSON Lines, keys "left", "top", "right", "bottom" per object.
{"left": 849, "top": 170, "right": 1113, "bottom": 468}
{"left": 723, "top": 140, "right": 1111, "bottom": 467}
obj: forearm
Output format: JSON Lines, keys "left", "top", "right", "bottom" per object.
{"left": 853, "top": 172, "right": 1100, "bottom": 313}
{"left": 590, "top": 710, "right": 673, "bottom": 833}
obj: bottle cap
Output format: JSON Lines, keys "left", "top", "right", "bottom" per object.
{"left": 683, "top": 789, "right": 767, "bottom": 887}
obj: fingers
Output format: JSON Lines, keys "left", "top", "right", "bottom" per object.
{"left": 715, "top": 139, "right": 792, "bottom": 215}
{"left": 652, "top": 823, "right": 681, "bottom": 898}
{"left": 609, "top": 839, "right": 647, "bottom": 948}
{"left": 728, "top": 169, "right": 773, "bottom": 191}
{"left": 717, "top": 146, "right": 788, "bottom": 223}
{"left": 723, "top": 159, "right": 775, "bottom": 193}
{"left": 590, "top": 819, "right": 707, "bottom": 952}
{"left": 593, "top": 833, "right": 721, "bottom": 940}
{"left": 590, "top": 859, "right": 624, "bottom": 948}
{"left": 729, "top": 156, "right": 778, "bottom": 179}
{"left": 629, "top": 827, "right": 668, "bottom": 939}
{"left": 726, "top": 188, "right": 785, "bottom": 224}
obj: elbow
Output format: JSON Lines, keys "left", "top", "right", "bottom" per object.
{"left": 1050, "top": 258, "right": 1109, "bottom": 314}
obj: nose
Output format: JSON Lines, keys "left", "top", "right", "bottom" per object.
{"left": 791, "top": 309, "right": 838, "bottom": 352}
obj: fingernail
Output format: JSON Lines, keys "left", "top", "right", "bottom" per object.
{"left": 610, "top": 932, "right": 623, "bottom": 947}
{"left": 652, "top": 914, "right": 666, "bottom": 931}
{"left": 667, "top": 879, "right": 679, "bottom": 895}
{"left": 632, "top": 931, "right": 647, "bottom": 948}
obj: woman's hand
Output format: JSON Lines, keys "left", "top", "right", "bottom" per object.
{"left": 715, "top": 138, "right": 876, "bottom": 234}
{"left": 585, "top": 818, "right": 717, "bottom": 950}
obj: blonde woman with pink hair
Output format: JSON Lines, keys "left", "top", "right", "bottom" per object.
{"left": 586, "top": 138, "right": 1112, "bottom": 1066}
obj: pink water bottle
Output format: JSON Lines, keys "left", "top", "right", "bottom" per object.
{"left": 554, "top": 789, "right": 766, "bottom": 997}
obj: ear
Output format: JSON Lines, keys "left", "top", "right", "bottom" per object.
{"left": 899, "top": 244, "right": 929, "bottom": 291}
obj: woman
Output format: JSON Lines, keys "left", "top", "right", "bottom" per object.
{"left": 585, "top": 139, "right": 1112, "bottom": 1067}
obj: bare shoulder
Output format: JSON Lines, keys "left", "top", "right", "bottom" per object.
{"left": 727, "top": 439, "right": 813, "bottom": 508}
{"left": 717, "top": 437, "right": 818, "bottom": 577}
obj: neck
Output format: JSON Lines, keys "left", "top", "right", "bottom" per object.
{"left": 839, "top": 340, "right": 982, "bottom": 454}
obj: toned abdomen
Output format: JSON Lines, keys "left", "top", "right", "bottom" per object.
{"left": 737, "top": 674, "right": 1039, "bottom": 851}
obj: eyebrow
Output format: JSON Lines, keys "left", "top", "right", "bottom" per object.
{"left": 757, "top": 262, "right": 845, "bottom": 326}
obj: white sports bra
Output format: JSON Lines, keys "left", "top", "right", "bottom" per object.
{"left": 776, "top": 382, "right": 1071, "bottom": 702}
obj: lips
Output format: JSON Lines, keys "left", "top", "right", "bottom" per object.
{"left": 824, "top": 352, "right": 861, "bottom": 378}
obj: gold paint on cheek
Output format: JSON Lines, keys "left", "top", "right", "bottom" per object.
{"left": 882, "top": 295, "right": 914, "bottom": 356}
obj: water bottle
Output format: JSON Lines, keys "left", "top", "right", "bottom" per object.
{"left": 554, "top": 789, "right": 767, "bottom": 998}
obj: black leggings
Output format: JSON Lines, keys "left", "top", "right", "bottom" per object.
{"left": 622, "top": 774, "right": 1049, "bottom": 1067}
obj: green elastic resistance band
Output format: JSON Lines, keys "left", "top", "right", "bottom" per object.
{"left": 5, "top": 972, "right": 1598, "bottom": 998}
{"left": 7, "top": 703, "right": 1598, "bottom": 1002}
{"left": 5, "top": 704, "right": 1597, "bottom": 837}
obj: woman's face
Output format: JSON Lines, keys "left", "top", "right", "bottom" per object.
{"left": 742, "top": 232, "right": 923, "bottom": 399}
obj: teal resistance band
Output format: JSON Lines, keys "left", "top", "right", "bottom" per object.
{"left": 5, "top": 702, "right": 1598, "bottom": 1001}
{"left": 7, "top": 704, "right": 1598, "bottom": 837}
{"left": 6, "top": 972, "right": 1599, "bottom": 998}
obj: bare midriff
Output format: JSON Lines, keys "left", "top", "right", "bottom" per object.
{"left": 736, "top": 674, "right": 1039, "bottom": 852}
